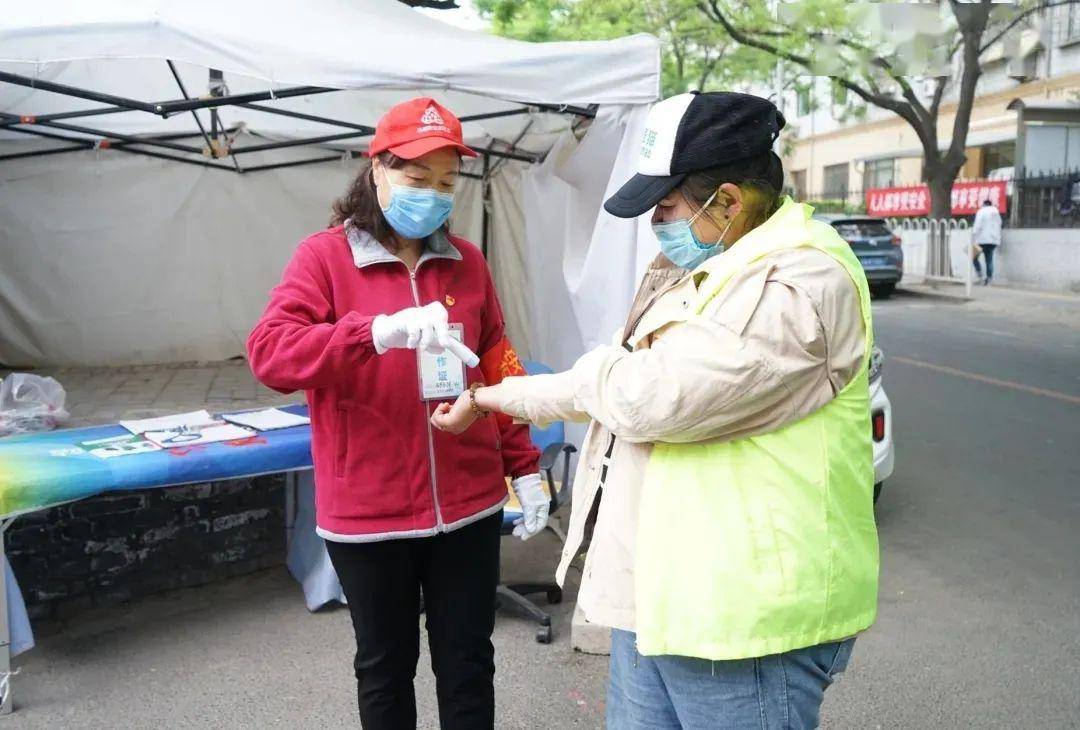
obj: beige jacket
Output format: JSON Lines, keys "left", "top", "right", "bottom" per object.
{"left": 497, "top": 247, "right": 866, "bottom": 631}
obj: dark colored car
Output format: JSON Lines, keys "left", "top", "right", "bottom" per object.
{"left": 813, "top": 215, "right": 904, "bottom": 298}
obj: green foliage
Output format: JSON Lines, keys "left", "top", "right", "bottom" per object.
{"left": 475, "top": 0, "right": 773, "bottom": 96}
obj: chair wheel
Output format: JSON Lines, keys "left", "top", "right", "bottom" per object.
{"left": 546, "top": 588, "right": 563, "bottom": 605}
{"left": 536, "top": 625, "right": 553, "bottom": 644}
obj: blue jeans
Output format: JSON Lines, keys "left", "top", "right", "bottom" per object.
{"left": 973, "top": 243, "right": 997, "bottom": 281}
{"left": 607, "top": 630, "right": 855, "bottom": 729}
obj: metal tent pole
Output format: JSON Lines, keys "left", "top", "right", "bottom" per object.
{"left": 2, "top": 126, "right": 235, "bottom": 171}
{"left": 154, "top": 86, "right": 335, "bottom": 116}
{"left": 471, "top": 146, "right": 538, "bottom": 164}
{"left": 0, "top": 71, "right": 160, "bottom": 114}
{"left": 237, "top": 103, "right": 375, "bottom": 133}
{"left": 8, "top": 107, "right": 134, "bottom": 124}
{"left": 242, "top": 155, "right": 345, "bottom": 173}
{"left": 0, "top": 519, "right": 15, "bottom": 715}
{"left": 0, "top": 144, "right": 89, "bottom": 162}
{"left": 481, "top": 153, "right": 491, "bottom": 259}
{"left": 12, "top": 119, "right": 204, "bottom": 155}
{"left": 166, "top": 62, "right": 215, "bottom": 154}
{"left": 231, "top": 132, "right": 372, "bottom": 155}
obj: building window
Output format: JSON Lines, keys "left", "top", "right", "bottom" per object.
{"left": 791, "top": 169, "right": 807, "bottom": 199}
{"left": 823, "top": 163, "right": 849, "bottom": 200}
{"left": 863, "top": 158, "right": 897, "bottom": 189}
{"left": 1068, "top": 4, "right": 1080, "bottom": 41}
{"left": 797, "top": 88, "right": 812, "bottom": 117}
{"left": 981, "top": 141, "right": 1015, "bottom": 176}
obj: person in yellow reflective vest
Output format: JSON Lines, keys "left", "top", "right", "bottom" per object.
{"left": 432, "top": 91, "right": 879, "bottom": 730}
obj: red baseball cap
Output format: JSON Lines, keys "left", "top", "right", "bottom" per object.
{"left": 367, "top": 97, "right": 477, "bottom": 160}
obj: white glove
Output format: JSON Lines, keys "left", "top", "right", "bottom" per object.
{"left": 511, "top": 473, "right": 549, "bottom": 541}
{"left": 371, "top": 302, "right": 479, "bottom": 366}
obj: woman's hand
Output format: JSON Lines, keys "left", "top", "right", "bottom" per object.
{"left": 430, "top": 390, "right": 479, "bottom": 435}
{"left": 372, "top": 302, "right": 480, "bottom": 365}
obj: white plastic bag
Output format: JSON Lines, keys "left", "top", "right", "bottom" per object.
{"left": 0, "top": 373, "right": 69, "bottom": 437}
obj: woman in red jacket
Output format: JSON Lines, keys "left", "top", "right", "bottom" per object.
{"left": 247, "top": 98, "right": 545, "bottom": 730}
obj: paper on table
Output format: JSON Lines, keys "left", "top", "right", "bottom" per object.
{"left": 143, "top": 423, "right": 255, "bottom": 449}
{"left": 222, "top": 408, "right": 311, "bottom": 431}
{"left": 120, "top": 410, "right": 212, "bottom": 435}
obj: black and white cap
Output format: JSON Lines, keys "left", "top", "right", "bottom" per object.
{"left": 604, "top": 91, "right": 786, "bottom": 218}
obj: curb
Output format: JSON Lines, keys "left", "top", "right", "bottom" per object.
{"left": 894, "top": 284, "right": 972, "bottom": 303}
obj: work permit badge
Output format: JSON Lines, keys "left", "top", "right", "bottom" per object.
{"left": 418, "top": 324, "right": 467, "bottom": 401}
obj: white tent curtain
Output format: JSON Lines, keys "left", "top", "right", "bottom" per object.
{"left": 521, "top": 105, "right": 657, "bottom": 371}
{"left": 0, "top": 140, "right": 353, "bottom": 364}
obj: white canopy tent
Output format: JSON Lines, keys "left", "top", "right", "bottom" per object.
{"left": 0, "top": 0, "right": 661, "bottom": 371}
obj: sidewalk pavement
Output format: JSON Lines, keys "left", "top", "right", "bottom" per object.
{"left": 9, "top": 517, "right": 612, "bottom": 729}
{"left": 897, "top": 279, "right": 1080, "bottom": 330}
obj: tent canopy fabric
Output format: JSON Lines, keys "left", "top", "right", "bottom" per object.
{"left": 1, "top": 0, "right": 657, "bottom": 161}
{"left": 0, "top": 0, "right": 659, "bottom": 109}
{"left": 0, "top": 1, "right": 662, "bottom": 378}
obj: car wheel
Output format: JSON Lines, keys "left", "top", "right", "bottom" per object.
{"left": 873, "top": 481, "right": 883, "bottom": 503}
{"left": 872, "top": 283, "right": 895, "bottom": 299}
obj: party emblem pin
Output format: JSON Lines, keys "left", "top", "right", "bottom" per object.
{"left": 445, "top": 294, "right": 456, "bottom": 307}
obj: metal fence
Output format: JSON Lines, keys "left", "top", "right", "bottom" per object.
{"left": 1012, "top": 169, "right": 1080, "bottom": 228}
{"left": 886, "top": 217, "right": 975, "bottom": 298}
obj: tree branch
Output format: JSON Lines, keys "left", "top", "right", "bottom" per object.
{"left": 669, "top": 20, "right": 687, "bottom": 89}
{"left": 697, "top": 51, "right": 722, "bottom": 90}
{"left": 946, "top": 0, "right": 991, "bottom": 169}
{"left": 701, "top": 0, "right": 814, "bottom": 67}
{"left": 834, "top": 76, "right": 935, "bottom": 154}
{"left": 891, "top": 72, "right": 935, "bottom": 131}
{"left": 397, "top": 0, "right": 459, "bottom": 7}
{"left": 812, "top": 23, "right": 939, "bottom": 129}
{"left": 705, "top": 2, "right": 923, "bottom": 121}
{"left": 929, "top": 75, "right": 948, "bottom": 119}
{"left": 979, "top": 0, "right": 1080, "bottom": 55}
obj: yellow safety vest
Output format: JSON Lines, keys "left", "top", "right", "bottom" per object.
{"left": 634, "top": 198, "right": 880, "bottom": 660}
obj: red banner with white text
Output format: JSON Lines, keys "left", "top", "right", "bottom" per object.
{"left": 865, "top": 180, "right": 1008, "bottom": 217}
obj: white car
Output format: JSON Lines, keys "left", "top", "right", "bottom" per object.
{"left": 869, "top": 346, "right": 894, "bottom": 503}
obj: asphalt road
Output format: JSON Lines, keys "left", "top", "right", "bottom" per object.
{"left": 821, "top": 286, "right": 1080, "bottom": 728}
{"left": 9, "top": 285, "right": 1080, "bottom": 729}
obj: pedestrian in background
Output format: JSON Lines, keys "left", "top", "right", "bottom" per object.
{"left": 972, "top": 199, "right": 1002, "bottom": 285}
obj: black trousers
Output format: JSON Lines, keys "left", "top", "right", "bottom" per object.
{"left": 325, "top": 511, "right": 502, "bottom": 730}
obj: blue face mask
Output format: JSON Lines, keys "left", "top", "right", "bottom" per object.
{"left": 380, "top": 174, "right": 455, "bottom": 240}
{"left": 651, "top": 190, "right": 732, "bottom": 269}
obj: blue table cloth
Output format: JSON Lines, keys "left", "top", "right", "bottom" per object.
{"left": 0, "top": 405, "right": 313, "bottom": 519}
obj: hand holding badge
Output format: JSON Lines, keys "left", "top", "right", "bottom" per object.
{"left": 372, "top": 302, "right": 479, "bottom": 365}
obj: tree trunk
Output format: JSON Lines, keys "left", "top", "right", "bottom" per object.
{"left": 926, "top": 174, "right": 953, "bottom": 219}
{"left": 924, "top": 160, "right": 961, "bottom": 219}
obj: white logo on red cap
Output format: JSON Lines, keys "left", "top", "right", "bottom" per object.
{"left": 417, "top": 105, "right": 451, "bottom": 135}
{"left": 421, "top": 106, "right": 445, "bottom": 126}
